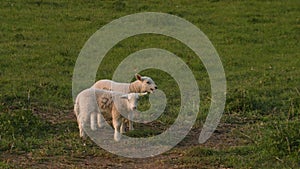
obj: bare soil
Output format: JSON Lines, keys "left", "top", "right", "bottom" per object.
{"left": 1, "top": 110, "right": 246, "bottom": 169}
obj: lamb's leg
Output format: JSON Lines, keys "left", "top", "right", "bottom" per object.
{"left": 112, "top": 108, "right": 122, "bottom": 141}
{"left": 97, "top": 113, "right": 105, "bottom": 128}
{"left": 90, "top": 112, "right": 97, "bottom": 131}
{"left": 77, "top": 111, "right": 86, "bottom": 139}
{"left": 79, "top": 119, "right": 86, "bottom": 139}
{"left": 128, "top": 112, "right": 134, "bottom": 131}
{"left": 120, "top": 120, "right": 125, "bottom": 134}
{"left": 79, "top": 124, "right": 86, "bottom": 138}
{"left": 75, "top": 102, "right": 84, "bottom": 138}
{"left": 113, "top": 117, "right": 122, "bottom": 141}
{"left": 129, "top": 121, "right": 134, "bottom": 131}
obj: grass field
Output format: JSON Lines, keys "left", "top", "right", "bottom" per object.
{"left": 0, "top": 0, "right": 299, "bottom": 168}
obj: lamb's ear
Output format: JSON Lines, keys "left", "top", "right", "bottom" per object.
{"left": 120, "top": 94, "right": 128, "bottom": 99}
{"left": 138, "top": 92, "right": 148, "bottom": 96}
{"left": 135, "top": 73, "right": 142, "bottom": 81}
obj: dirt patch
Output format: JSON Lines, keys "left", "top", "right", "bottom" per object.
{"left": 1, "top": 120, "right": 245, "bottom": 168}
{"left": 2, "top": 107, "right": 247, "bottom": 168}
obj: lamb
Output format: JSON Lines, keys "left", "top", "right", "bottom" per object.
{"left": 74, "top": 88, "right": 147, "bottom": 141}
{"left": 92, "top": 73, "right": 157, "bottom": 94}
{"left": 92, "top": 73, "right": 157, "bottom": 130}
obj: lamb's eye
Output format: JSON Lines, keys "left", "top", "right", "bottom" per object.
{"left": 146, "top": 81, "right": 151, "bottom": 84}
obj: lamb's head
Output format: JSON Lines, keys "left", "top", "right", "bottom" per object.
{"left": 134, "top": 73, "right": 157, "bottom": 93}
{"left": 120, "top": 92, "right": 147, "bottom": 111}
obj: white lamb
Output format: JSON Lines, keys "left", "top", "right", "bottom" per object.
{"left": 92, "top": 73, "right": 157, "bottom": 94}
{"left": 92, "top": 73, "right": 157, "bottom": 130}
{"left": 74, "top": 88, "right": 147, "bottom": 141}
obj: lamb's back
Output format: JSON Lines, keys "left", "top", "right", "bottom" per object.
{"left": 92, "top": 79, "right": 130, "bottom": 93}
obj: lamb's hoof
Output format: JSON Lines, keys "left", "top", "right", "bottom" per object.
{"left": 91, "top": 125, "right": 97, "bottom": 131}
{"left": 98, "top": 124, "right": 105, "bottom": 129}
{"left": 114, "top": 133, "right": 121, "bottom": 142}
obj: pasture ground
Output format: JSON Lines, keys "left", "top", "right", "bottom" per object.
{"left": 0, "top": 0, "right": 299, "bottom": 168}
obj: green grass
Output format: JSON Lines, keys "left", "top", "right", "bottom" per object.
{"left": 1, "top": 0, "right": 299, "bottom": 168}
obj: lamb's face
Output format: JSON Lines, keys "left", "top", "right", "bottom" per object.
{"left": 135, "top": 74, "right": 157, "bottom": 93}
{"left": 121, "top": 93, "right": 139, "bottom": 111}
{"left": 140, "top": 77, "right": 157, "bottom": 94}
